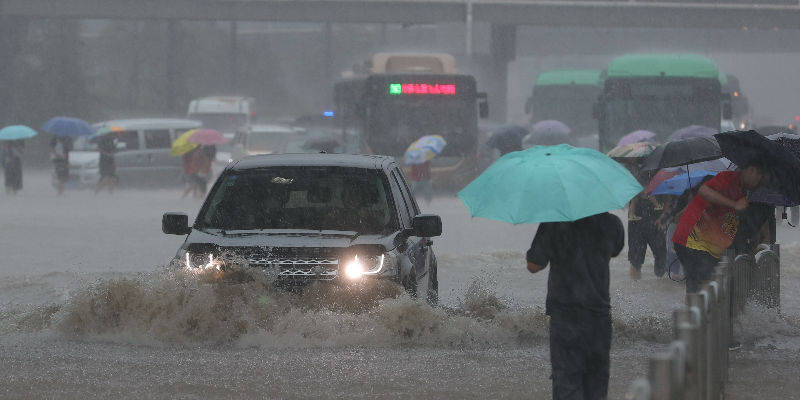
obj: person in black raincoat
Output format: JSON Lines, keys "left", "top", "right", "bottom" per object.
{"left": 1, "top": 140, "right": 24, "bottom": 194}
{"left": 526, "top": 212, "right": 625, "bottom": 400}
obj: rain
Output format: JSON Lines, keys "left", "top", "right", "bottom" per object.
{"left": 1, "top": 2, "right": 800, "bottom": 399}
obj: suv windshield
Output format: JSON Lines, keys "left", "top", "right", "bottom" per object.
{"left": 197, "top": 166, "right": 397, "bottom": 234}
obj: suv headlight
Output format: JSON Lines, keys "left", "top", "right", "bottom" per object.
{"left": 184, "top": 251, "right": 223, "bottom": 271}
{"left": 341, "top": 254, "right": 386, "bottom": 280}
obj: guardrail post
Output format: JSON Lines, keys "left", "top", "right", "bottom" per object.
{"left": 626, "top": 377, "right": 652, "bottom": 400}
{"left": 713, "top": 266, "right": 731, "bottom": 386}
{"left": 649, "top": 353, "right": 673, "bottom": 400}
{"left": 674, "top": 308, "right": 701, "bottom": 400}
{"left": 753, "top": 245, "right": 780, "bottom": 309}
{"left": 686, "top": 293, "right": 708, "bottom": 399}
{"left": 707, "top": 282, "right": 722, "bottom": 399}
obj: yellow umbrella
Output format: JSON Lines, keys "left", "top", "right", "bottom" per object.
{"left": 171, "top": 129, "right": 200, "bottom": 156}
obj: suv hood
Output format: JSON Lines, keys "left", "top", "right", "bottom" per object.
{"left": 183, "top": 228, "right": 398, "bottom": 251}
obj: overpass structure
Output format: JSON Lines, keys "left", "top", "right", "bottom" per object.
{"left": 2, "top": 0, "right": 800, "bottom": 118}
{"left": 2, "top": 0, "right": 800, "bottom": 29}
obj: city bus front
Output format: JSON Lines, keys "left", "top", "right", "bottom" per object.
{"left": 596, "top": 77, "right": 722, "bottom": 152}
{"left": 363, "top": 75, "right": 485, "bottom": 190}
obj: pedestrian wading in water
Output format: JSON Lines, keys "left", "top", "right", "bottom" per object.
{"left": 526, "top": 212, "right": 624, "bottom": 400}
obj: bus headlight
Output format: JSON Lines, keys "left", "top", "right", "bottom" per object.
{"left": 341, "top": 254, "right": 385, "bottom": 280}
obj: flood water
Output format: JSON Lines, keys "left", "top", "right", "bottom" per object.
{"left": 1, "top": 172, "right": 798, "bottom": 399}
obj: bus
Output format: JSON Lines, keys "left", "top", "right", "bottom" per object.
{"left": 593, "top": 54, "right": 729, "bottom": 151}
{"left": 334, "top": 53, "right": 488, "bottom": 189}
{"left": 722, "top": 74, "right": 751, "bottom": 131}
{"left": 525, "top": 69, "right": 602, "bottom": 146}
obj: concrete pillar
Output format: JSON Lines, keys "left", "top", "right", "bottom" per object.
{"left": 164, "top": 20, "right": 186, "bottom": 115}
{"left": 130, "top": 21, "right": 142, "bottom": 109}
{"left": 0, "top": 10, "right": 13, "bottom": 123}
{"left": 229, "top": 21, "right": 239, "bottom": 92}
{"left": 323, "top": 22, "right": 333, "bottom": 83}
{"left": 489, "top": 24, "right": 516, "bottom": 121}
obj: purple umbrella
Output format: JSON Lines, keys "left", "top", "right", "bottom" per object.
{"left": 532, "top": 120, "right": 571, "bottom": 135}
{"left": 617, "top": 130, "right": 656, "bottom": 147}
{"left": 668, "top": 125, "right": 717, "bottom": 142}
{"left": 186, "top": 129, "right": 228, "bottom": 145}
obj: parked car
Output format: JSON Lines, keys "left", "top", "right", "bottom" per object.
{"left": 162, "top": 153, "right": 442, "bottom": 302}
{"left": 62, "top": 118, "right": 202, "bottom": 188}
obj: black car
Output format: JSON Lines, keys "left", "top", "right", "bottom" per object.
{"left": 162, "top": 154, "right": 442, "bottom": 303}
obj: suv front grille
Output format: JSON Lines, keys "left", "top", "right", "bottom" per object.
{"left": 248, "top": 257, "right": 339, "bottom": 280}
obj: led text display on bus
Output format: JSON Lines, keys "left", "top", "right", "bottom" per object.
{"left": 389, "top": 83, "right": 456, "bottom": 96}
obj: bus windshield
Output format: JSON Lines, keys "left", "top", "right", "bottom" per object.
{"left": 367, "top": 97, "right": 474, "bottom": 157}
{"left": 600, "top": 79, "right": 720, "bottom": 149}
{"left": 530, "top": 86, "right": 599, "bottom": 135}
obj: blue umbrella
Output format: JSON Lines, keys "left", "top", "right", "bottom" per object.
{"left": 652, "top": 170, "right": 717, "bottom": 196}
{"left": 41, "top": 117, "right": 95, "bottom": 137}
{"left": 0, "top": 125, "right": 37, "bottom": 141}
{"left": 458, "top": 144, "right": 642, "bottom": 223}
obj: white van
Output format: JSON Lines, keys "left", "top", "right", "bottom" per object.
{"left": 187, "top": 96, "right": 255, "bottom": 137}
{"left": 64, "top": 118, "right": 202, "bottom": 188}
{"left": 187, "top": 96, "right": 255, "bottom": 163}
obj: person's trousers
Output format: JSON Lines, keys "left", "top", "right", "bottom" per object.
{"left": 628, "top": 219, "right": 667, "bottom": 276}
{"left": 411, "top": 180, "right": 433, "bottom": 204}
{"left": 665, "top": 223, "right": 682, "bottom": 277}
{"left": 550, "top": 312, "right": 612, "bottom": 400}
{"left": 673, "top": 243, "right": 720, "bottom": 293}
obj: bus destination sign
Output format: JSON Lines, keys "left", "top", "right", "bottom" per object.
{"left": 389, "top": 83, "right": 456, "bottom": 96}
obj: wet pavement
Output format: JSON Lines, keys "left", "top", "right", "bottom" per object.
{"left": 0, "top": 172, "right": 798, "bottom": 399}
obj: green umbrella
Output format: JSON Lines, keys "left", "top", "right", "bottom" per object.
{"left": 458, "top": 144, "right": 642, "bottom": 223}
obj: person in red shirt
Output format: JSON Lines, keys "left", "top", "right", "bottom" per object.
{"left": 181, "top": 148, "right": 202, "bottom": 199}
{"left": 672, "top": 161, "right": 766, "bottom": 293}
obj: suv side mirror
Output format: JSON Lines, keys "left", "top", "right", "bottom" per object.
{"left": 163, "top": 212, "right": 191, "bottom": 235}
{"left": 411, "top": 214, "right": 442, "bottom": 237}
{"left": 478, "top": 92, "right": 489, "bottom": 119}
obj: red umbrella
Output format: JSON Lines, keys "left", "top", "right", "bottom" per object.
{"left": 186, "top": 129, "right": 228, "bottom": 145}
{"left": 645, "top": 169, "right": 681, "bottom": 195}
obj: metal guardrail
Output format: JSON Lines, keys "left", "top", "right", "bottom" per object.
{"left": 626, "top": 244, "right": 780, "bottom": 400}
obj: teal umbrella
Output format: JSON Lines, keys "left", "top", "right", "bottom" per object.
{"left": 458, "top": 144, "right": 643, "bottom": 223}
{"left": 0, "top": 125, "right": 37, "bottom": 141}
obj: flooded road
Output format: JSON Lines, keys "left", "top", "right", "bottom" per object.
{"left": 1, "top": 172, "right": 798, "bottom": 399}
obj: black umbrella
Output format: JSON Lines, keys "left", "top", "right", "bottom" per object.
{"left": 487, "top": 125, "right": 526, "bottom": 154}
{"left": 642, "top": 137, "right": 722, "bottom": 171}
{"left": 715, "top": 130, "right": 800, "bottom": 204}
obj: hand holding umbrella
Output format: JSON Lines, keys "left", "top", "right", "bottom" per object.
{"left": 716, "top": 130, "right": 800, "bottom": 204}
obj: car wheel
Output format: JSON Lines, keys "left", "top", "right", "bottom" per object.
{"left": 426, "top": 261, "right": 439, "bottom": 306}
